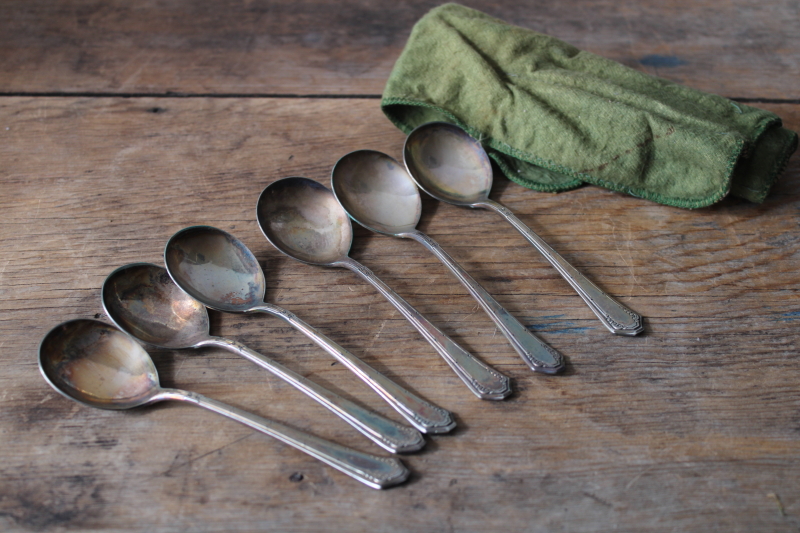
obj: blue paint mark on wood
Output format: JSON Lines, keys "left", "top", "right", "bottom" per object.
{"left": 640, "top": 55, "right": 688, "bottom": 68}
{"left": 778, "top": 311, "right": 800, "bottom": 321}
{"left": 526, "top": 315, "right": 594, "bottom": 334}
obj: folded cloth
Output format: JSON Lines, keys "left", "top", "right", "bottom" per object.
{"left": 381, "top": 3, "right": 798, "bottom": 208}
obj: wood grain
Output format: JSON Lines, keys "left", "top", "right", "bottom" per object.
{"left": 2, "top": 0, "right": 800, "bottom": 531}
{"left": 0, "top": 0, "right": 797, "bottom": 99}
{"left": 1, "top": 96, "right": 799, "bottom": 532}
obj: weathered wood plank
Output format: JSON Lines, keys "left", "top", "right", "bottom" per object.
{"left": 1, "top": 96, "right": 799, "bottom": 531}
{"left": 0, "top": 0, "right": 798, "bottom": 99}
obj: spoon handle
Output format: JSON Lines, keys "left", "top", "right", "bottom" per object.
{"left": 403, "top": 230, "right": 565, "bottom": 375}
{"left": 157, "top": 388, "right": 409, "bottom": 489}
{"left": 200, "top": 336, "right": 425, "bottom": 454}
{"left": 337, "top": 257, "right": 511, "bottom": 400}
{"left": 478, "top": 199, "right": 643, "bottom": 336}
{"left": 252, "top": 303, "right": 455, "bottom": 434}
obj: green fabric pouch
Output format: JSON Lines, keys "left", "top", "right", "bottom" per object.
{"left": 381, "top": 3, "right": 797, "bottom": 207}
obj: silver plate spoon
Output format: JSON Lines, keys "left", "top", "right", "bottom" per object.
{"left": 256, "top": 177, "right": 511, "bottom": 400}
{"left": 332, "top": 150, "right": 565, "bottom": 375}
{"left": 404, "top": 122, "right": 644, "bottom": 336}
{"left": 163, "top": 226, "right": 454, "bottom": 435}
{"left": 102, "top": 262, "right": 424, "bottom": 453}
{"left": 38, "top": 319, "right": 409, "bottom": 489}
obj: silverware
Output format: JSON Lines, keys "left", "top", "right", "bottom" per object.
{"left": 331, "top": 150, "right": 565, "bottom": 375}
{"left": 102, "top": 262, "right": 424, "bottom": 453}
{"left": 163, "top": 226, "right": 454, "bottom": 435}
{"left": 256, "top": 177, "right": 511, "bottom": 400}
{"left": 38, "top": 319, "right": 410, "bottom": 489}
{"left": 404, "top": 122, "right": 643, "bottom": 336}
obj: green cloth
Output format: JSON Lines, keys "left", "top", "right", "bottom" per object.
{"left": 381, "top": 3, "right": 797, "bottom": 208}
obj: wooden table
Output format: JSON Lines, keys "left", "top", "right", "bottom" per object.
{"left": 1, "top": 1, "right": 798, "bottom": 531}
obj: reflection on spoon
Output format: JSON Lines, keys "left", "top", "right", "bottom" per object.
{"left": 331, "top": 150, "right": 565, "bottom": 375}
{"left": 256, "top": 177, "right": 511, "bottom": 400}
{"left": 404, "top": 122, "right": 643, "bottom": 336}
{"left": 163, "top": 227, "right": 454, "bottom": 434}
{"left": 102, "top": 262, "right": 423, "bottom": 453}
{"left": 38, "top": 319, "right": 409, "bottom": 489}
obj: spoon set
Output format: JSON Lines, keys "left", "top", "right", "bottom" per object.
{"left": 38, "top": 122, "right": 643, "bottom": 490}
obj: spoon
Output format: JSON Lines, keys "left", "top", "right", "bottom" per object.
{"left": 102, "top": 262, "right": 423, "bottom": 453}
{"left": 163, "top": 226, "right": 454, "bottom": 435}
{"left": 331, "top": 150, "right": 565, "bottom": 375}
{"left": 256, "top": 177, "right": 511, "bottom": 400}
{"left": 38, "top": 319, "right": 409, "bottom": 489}
{"left": 404, "top": 122, "right": 644, "bottom": 336}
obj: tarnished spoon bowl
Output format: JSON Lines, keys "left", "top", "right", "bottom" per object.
{"left": 404, "top": 122, "right": 493, "bottom": 206}
{"left": 257, "top": 177, "right": 353, "bottom": 265}
{"left": 164, "top": 226, "right": 264, "bottom": 314}
{"left": 39, "top": 319, "right": 160, "bottom": 410}
{"left": 330, "top": 150, "right": 422, "bottom": 236}
{"left": 102, "top": 263, "right": 209, "bottom": 349}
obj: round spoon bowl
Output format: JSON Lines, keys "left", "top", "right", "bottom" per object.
{"left": 164, "top": 226, "right": 266, "bottom": 313}
{"left": 257, "top": 177, "right": 353, "bottom": 265}
{"left": 39, "top": 319, "right": 160, "bottom": 410}
{"left": 404, "top": 122, "right": 493, "bottom": 206}
{"left": 102, "top": 263, "right": 211, "bottom": 349}
{"left": 331, "top": 150, "right": 422, "bottom": 236}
